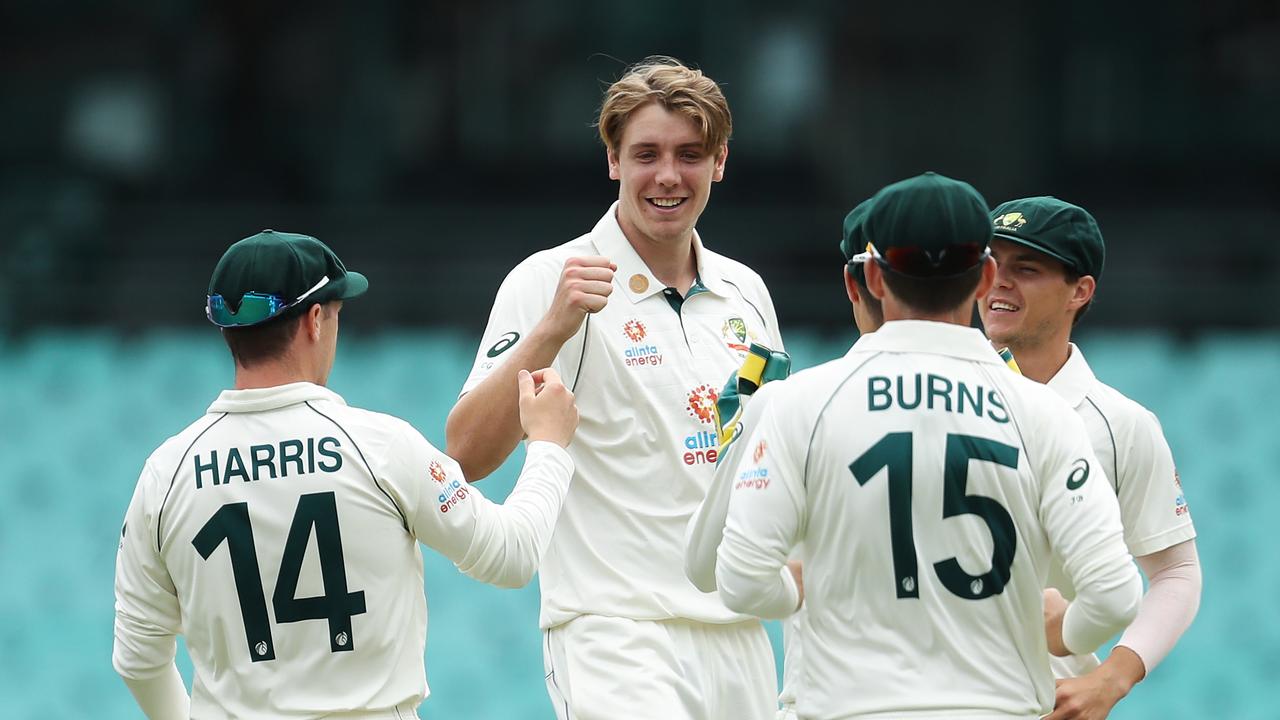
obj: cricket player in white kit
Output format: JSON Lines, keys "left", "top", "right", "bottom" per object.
{"left": 981, "top": 197, "right": 1200, "bottom": 719}
{"left": 685, "top": 198, "right": 883, "bottom": 720}
{"left": 447, "top": 58, "right": 783, "bottom": 719}
{"left": 113, "top": 231, "right": 579, "bottom": 719}
{"left": 716, "top": 173, "right": 1143, "bottom": 719}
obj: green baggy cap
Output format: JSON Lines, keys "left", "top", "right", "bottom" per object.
{"left": 990, "top": 197, "right": 1105, "bottom": 280}
{"left": 855, "top": 172, "right": 992, "bottom": 278}
{"left": 206, "top": 230, "right": 368, "bottom": 327}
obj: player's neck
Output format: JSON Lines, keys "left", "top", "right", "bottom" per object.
{"left": 881, "top": 300, "right": 973, "bottom": 327}
{"left": 233, "top": 356, "right": 322, "bottom": 390}
{"left": 616, "top": 210, "right": 698, "bottom": 294}
{"left": 1003, "top": 334, "right": 1072, "bottom": 385}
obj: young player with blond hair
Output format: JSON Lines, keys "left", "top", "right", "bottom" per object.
{"left": 447, "top": 57, "right": 784, "bottom": 720}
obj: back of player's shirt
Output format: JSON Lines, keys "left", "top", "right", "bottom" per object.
{"left": 152, "top": 394, "right": 426, "bottom": 717}
{"left": 729, "top": 323, "right": 1128, "bottom": 719}
{"left": 115, "top": 382, "right": 573, "bottom": 719}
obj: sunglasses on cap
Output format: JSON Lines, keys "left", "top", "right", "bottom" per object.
{"left": 206, "top": 276, "right": 330, "bottom": 328}
{"left": 849, "top": 242, "right": 990, "bottom": 278}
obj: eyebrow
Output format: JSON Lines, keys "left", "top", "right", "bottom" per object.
{"left": 627, "top": 141, "right": 705, "bottom": 151}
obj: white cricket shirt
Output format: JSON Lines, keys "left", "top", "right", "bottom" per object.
{"left": 684, "top": 381, "right": 808, "bottom": 710}
{"left": 716, "top": 321, "right": 1141, "bottom": 719}
{"left": 1044, "top": 343, "right": 1197, "bottom": 676}
{"left": 113, "top": 382, "right": 573, "bottom": 719}
{"left": 463, "top": 203, "right": 783, "bottom": 628}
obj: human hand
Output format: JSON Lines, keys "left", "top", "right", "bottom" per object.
{"left": 517, "top": 368, "right": 578, "bottom": 447}
{"left": 1044, "top": 587, "right": 1071, "bottom": 657}
{"left": 787, "top": 560, "right": 804, "bottom": 610}
{"left": 1044, "top": 646, "right": 1144, "bottom": 720}
{"left": 538, "top": 256, "right": 617, "bottom": 343}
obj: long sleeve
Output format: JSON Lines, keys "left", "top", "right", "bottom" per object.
{"left": 1038, "top": 413, "right": 1143, "bottom": 654}
{"left": 390, "top": 425, "right": 574, "bottom": 589}
{"left": 121, "top": 664, "right": 190, "bottom": 720}
{"left": 685, "top": 383, "right": 779, "bottom": 592}
{"left": 715, "top": 410, "right": 805, "bottom": 619}
{"left": 113, "top": 463, "right": 184, "bottom": 680}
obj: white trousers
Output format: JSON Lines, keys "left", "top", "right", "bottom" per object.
{"left": 543, "top": 615, "right": 777, "bottom": 720}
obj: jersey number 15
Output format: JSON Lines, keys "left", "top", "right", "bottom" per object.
{"left": 851, "top": 432, "right": 1019, "bottom": 601}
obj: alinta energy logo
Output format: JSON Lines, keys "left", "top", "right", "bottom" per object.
{"left": 432, "top": 459, "right": 469, "bottom": 513}
{"left": 682, "top": 384, "right": 720, "bottom": 466}
{"left": 429, "top": 460, "right": 447, "bottom": 484}
{"left": 1174, "top": 468, "right": 1190, "bottom": 517}
{"left": 621, "top": 318, "right": 663, "bottom": 367}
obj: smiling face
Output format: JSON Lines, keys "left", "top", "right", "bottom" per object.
{"left": 980, "top": 238, "right": 1092, "bottom": 351}
{"left": 608, "top": 102, "right": 726, "bottom": 248}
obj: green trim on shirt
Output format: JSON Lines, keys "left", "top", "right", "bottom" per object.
{"left": 663, "top": 276, "right": 708, "bottom": 313}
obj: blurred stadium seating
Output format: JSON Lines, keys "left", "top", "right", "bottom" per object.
{"left": 0, "top": 329, "right": 1273, "bottom": 719}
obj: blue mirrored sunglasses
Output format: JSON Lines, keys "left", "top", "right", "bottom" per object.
{"left": 206, "top": 276, "right": 330, "bottom": 328}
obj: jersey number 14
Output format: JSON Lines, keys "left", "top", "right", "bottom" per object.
{"left": 193, "top": 491, "right": 367, "bottom": 662}
{"left": 851, "top": 433, "right": 1019, "bottom": 601}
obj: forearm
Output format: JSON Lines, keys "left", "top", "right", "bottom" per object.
{"left": 1062, "top": 558, "right": 1143, "bottom": 655}
{"left": 1116, "top": 540, "right": 1201, "bottom": 673}
{"left": 121, "top": 663, "right": 189, "bottom": 720}
{"left": 446, "top": 324, "right": 567, "bottom": 480}
{"left": 716, "top": 557, "right": 800, "bottom": 620}
{"left": 455, "top": 441, "right": 574, "bottom": 588}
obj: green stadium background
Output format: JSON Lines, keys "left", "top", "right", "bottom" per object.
{"left": 2, "top": 2, "right": 1277, "bottom": 718}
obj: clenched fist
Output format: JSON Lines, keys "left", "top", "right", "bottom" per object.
{"left": 538, "top": 256, "right": 617, "bottom": 343}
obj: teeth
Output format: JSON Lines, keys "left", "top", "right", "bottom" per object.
{"left": 991, "top": 301, "right": 1018, "bottom": 312}
{"left": 651, "top": 197, "right": 684, "bottom": 207}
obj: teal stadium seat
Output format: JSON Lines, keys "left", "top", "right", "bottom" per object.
{"left": 1, "top": 330, "right": 1274, "bottom": 718}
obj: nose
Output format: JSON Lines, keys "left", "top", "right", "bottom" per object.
{"left": 655, "top": 155, "right": 680, "bottom": 187}
{"left": 992, "top": 262, "right": 1014, "bottom": 290}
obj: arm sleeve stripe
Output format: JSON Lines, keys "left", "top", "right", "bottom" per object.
{"left": 571, "top": 315, "right": 591, "bottom": 393}
{"left": 1084, "top": 396, "right": 1121, "bottom": 494}
{"left": 305, "top": 402, "right": 409, "bottom": 531}
{"left": 157, "top": 412, "right": 228, "bottom": 553}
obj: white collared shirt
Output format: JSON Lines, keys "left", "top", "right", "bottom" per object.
{"left": 113, "top": 382, "right": 573, "bottom": 719}
{"left": 463, "top": 203, "right": 783, "bottom": 627}
{"left": 716, "top": 321, "right": 1140, "bottom": 719}
{"left": 1045, "top": 343, "right": 1196, "bottom": 577}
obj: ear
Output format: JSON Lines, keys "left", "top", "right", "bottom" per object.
{"left": 306, "top": 303, "right": 324, "bottom": 342}
{"left": 975, "top": 256, "right": 997, "bottom": 301}
{"left": 607, "top": 148, "right": 621, "bottom": 181}
{"left": 844, "top": 264, "right": 862, "bottom": 305}
{"left": 865, "top": 258, "right": 887, "bottom": 301}
{"left": 712, "top": 144, "right": 728, "bottom": 182}
{"left": 1067, "top": 275, "right": 1097, "bottom": 313}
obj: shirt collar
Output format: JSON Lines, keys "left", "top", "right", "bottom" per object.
{"left": 849, "top": 320, "right": 1008, "bottom": 366}
{"left": 590, "top": 201, "right": 730, "bottom": 304}
{"left": 208, "top": 381, "right": 347, "bottom": 414}
{"left": 1046, "top": 343, "right": 1096, "bottom": 407}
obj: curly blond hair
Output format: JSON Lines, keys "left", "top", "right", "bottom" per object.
{"left": 597, "top": 56, "right": 732, "bottom": 156}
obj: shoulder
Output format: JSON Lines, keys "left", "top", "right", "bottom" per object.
{"left": 503, "top": 234, "right": 597, "bottom": 284}
{"left": 302, "top": 400, "right": 427, "bottom": 454}
{"left": 765, "top": 355, "right": 872, "bottom": 419}
{"left": 703, "top": 246, "right": 771, "bottom": 293}
{"left": 999, "top": 370, "right": 1087, "bottom": 435}
{"left": 1082, "top": 379, "right": 1169, "bottom": 445}
{"left": 145, "top": 412, "right": 230, "bottom": 475}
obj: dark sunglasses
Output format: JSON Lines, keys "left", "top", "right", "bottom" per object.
{"left": 850, "top": 242, "right": 989, "bottom": 278}
{"left": 206, "top": 276, "right": 330, "bottom": 328}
